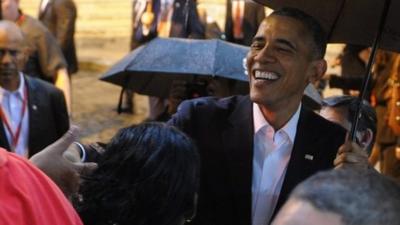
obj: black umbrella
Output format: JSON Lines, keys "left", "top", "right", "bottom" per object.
{"left": 101, "top": 37, "right": 249, "bottom": 98}
{"left": 255, "top": 0, "right": 393, "bottom": 141}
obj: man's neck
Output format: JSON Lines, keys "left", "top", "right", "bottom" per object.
{"left": 0, "top": 76, "right": 21, "bottom": 92}
{"left": 258, "top": 99, "right": 301, "bottom": 131}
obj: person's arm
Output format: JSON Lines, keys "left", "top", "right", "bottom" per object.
{"left": 53, "top": 0, "right": 77, "bottom": 51}
{"left": 55, "top": 68, "right": 72, "bottom": 114}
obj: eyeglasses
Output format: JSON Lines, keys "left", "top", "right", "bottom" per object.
{"left": 0, "top": 48, "right": 20, "bottom": 59}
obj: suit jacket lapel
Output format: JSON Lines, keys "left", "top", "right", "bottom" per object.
{"left": 273, "top": 107, "right": 326, "bottom": 218}
{"left": 221, "top": 96, "right": 253, "bottom": 225}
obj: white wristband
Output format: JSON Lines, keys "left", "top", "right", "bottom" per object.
{"left": 73, "top": 141, "right": 86, "bottom": 162}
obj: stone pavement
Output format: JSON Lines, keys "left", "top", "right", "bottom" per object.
{"left": 71, "top": 67, "right": 149, "bottom": 144}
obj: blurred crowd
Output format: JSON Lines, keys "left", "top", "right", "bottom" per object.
{"left": 1, "top": 1, "right": 400, "bottom": 225}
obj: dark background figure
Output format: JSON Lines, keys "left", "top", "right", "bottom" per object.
{"left": 272, "top": 168, "right": 400, "bottom": 225}
{"left": 122, "top": 0, "right": 205, "bottom": 116}
{"left": 77, "top": 123, "right": 200, "bottom": 225}
{"left": 370, "top": 51, "right": 400, "bottom": 182}
{"left": 2, "top": 0, "right": 72, "bottom": 113}
{"left": 224, "top": 0, "right": 265, "bottom": 46}
{"left": 38, "top": 0, "right": 78, "bottom": 75}
{"left": 0, "top": 21, "right": 69, "bottom": 157}
{"left": 327, "top": 44, "right": 369, "bottom": 95}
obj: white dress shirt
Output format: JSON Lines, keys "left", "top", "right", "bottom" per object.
{"left": 0, "top": 73, "right": 29, "bottom": 157}
{"left": 252, "top": 103, "right": 301, "bottom": 225}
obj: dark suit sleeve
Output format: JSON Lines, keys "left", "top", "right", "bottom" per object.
{"left": 224, "top": 0, "right": 233, "bottom": 42}
{"left": 167, "top": 99, "right": 195, "bottom": 135}
{"left": 53, "top": 0, "right": 77, "bottom": 51}
{"left": 50, "top": 87, "right": 70, "bottom": 138}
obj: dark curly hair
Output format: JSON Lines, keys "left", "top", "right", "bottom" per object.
{"left": 271, "top": 7, "right": 327, "bottom": 59}
{"left": 76, "top": 123, "right": 200, "bottom": 225}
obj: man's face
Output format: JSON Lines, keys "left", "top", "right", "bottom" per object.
{"left": 1, "top": 0, "right": 19, "bottom": 21}
{"left": 0, "top": 29, "right": 23, "bottom": 83}
{"left": 272, "top": 199, "right": 343, "bottom": 225}
{"left": 246, "top": 15, "right": 326, "bottom": 110}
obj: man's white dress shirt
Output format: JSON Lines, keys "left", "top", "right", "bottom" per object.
{"left": 252, "top": 103, "right": 301, "bottom": 225}
{"left": 0, "top": 73, "right": 29, "bottom": 157}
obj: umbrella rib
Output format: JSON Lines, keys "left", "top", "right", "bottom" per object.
{"left": 212, "top": 40, "right": 218, "bottom": 77}
{"left": 124, "top": 40, "right": 155, "bottom": 71}
{"left": 327, "top": 0, "right": 347, "bottom": 40}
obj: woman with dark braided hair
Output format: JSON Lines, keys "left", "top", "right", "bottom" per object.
{"left": 76, "top": 123, "right": 200, "bottom": 225}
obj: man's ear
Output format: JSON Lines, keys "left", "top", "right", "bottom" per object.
{"left": 308, "top": 59, "right": 327, "bottom": 83}
{"left": 359, "top": 128, "right": 373, "bottom": 150}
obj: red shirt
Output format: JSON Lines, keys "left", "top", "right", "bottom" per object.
{"left": 0, "top": 148, "right": 83, "bottom": 225}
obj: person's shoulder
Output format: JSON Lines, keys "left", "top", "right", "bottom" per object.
{"left": 302, "top": 107, "right": 346, "bottom": 136}
{"left": 20, "top": 14, "right": 49, "bottom": 35}
{"left": 54, "top": 0, "right": 77, "bottom": 9}
{"left": 25, "top": 76, "right": 62, "bottom": 94}
{"left": 179, "top": 95, "right": 249, "bottom": 113}
{"left": 168, "top": 95, "right": 250, "bottom": 130}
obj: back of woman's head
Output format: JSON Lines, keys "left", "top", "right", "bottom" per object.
{"left": 77, "top": 122, "right": 199, "bottom": 225}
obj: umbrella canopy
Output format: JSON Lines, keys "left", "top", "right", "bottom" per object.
{"left": 254, "top": 0, "right": 400, "bottom": 52}
{"left": 101, "top": 37, "right": 249, "bottom": 98}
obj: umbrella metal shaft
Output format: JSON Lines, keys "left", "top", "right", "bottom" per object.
{"left": 350, "top": 0, "right": 392, "bottom": 142}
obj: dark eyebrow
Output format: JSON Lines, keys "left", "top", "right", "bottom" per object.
{"left": 251, "top": 36, "right": 265, "bottom": 43}
{"left": 276, "top": 38, "right": 297, "bottom": 51}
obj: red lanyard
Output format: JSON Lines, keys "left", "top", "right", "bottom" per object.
{"left": 0, "top": 86, "right": 28, "bottom": 151}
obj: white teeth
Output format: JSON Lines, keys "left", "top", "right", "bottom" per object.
{"left": 254, "top": 71, "right": 279, "bottom": 80}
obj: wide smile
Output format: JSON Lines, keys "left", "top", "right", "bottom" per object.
{"left": 253, "top": 70, "right": 280, "bottom": 81}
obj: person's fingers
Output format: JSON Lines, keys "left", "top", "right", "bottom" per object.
{"left": 337, "top": 141, "right": 352, "bottom": 155}
{"left": 42, "top": 125, "right": 80, "bottom": 155}
{"left": 73, "top": 162, "right": 98, "bottom": 176}
{"left": 334, "top": 152, "right": 369, "bottom": 168}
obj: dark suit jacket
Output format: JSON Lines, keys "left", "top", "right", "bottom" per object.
{"left": 0, "top": 76, "right": 70, "bottom": 157}
{"left": 225, "top": 0, "right": 265, "bottom": 46}
{"left": 168, "top": 95, "right": 346, "bottom": 225}
{"left": 130, "top": 0, "right": 205, "bottom": 50}
{"left": 38, "top": 0, "right": 78, "bottom": 74}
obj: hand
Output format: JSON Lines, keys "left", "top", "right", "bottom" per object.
{"left": 334, "top": 139, "right": 370, "bottom": 169}
{"left": 29, "top": 125, "right": 97, "bottom": 199}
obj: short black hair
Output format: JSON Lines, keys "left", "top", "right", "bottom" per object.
{"left": 77, "top": 122, "right": 200, "bottom": 225}
{"left": 270, "top": 7, "right": 327, "bottom": 59}
{"left": 290, "top": 168, "right": 400, "bottom": 225}
{"left": 322, "top": 95, "right": 377, "bottom": 153}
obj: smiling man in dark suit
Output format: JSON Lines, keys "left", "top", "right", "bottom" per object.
{"left": 168, "top": 7, "right": 347, "bottom": 225}
{"left": 0, "top": 21, "right": 69, "bottom": 158}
